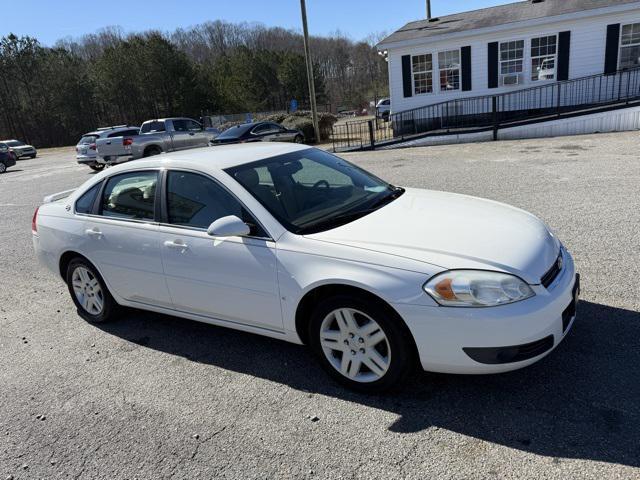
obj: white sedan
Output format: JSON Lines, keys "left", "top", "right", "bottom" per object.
{"left": 32, "top": 144, "right": 579, "bottom": 392}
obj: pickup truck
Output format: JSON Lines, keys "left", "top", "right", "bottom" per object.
{"left": 96, "top": 117, "right": 216, "bottom": 165}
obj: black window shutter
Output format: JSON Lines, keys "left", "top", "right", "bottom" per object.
{"left": 488, "top": 42, "right": 499, "bottom": 88}
{"left": 461, "top": 46, "right": 472, "bottom": 91}
{"left": 401, "top": 55, "right": 413, "bottom": 97}
{"left": 604, "top": 23, "right": 620, "bottom": 74}
{"left": 557, "top": 31, "right": 571, "bottom": 81}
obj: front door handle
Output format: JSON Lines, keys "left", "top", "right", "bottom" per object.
{"left": 85, "top": 228, "right": 102, "bottom": 238}
{"left": 164, "top": 239, "right": 189, "bottom": 250}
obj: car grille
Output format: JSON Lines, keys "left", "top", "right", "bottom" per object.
{"left": 541, "top": 251, "right": 563, "bottom": 288}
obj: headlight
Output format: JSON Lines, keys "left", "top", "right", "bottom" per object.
{"left": 423, "top": 270, "right": 535, "bottom": 307}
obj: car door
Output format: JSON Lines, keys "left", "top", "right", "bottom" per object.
{"left": 158, "top": 170, "right": 283, "bottom": 331}
{"left": 169, "top": 119, "right": 192, "bottom": 150}
{"left": 184, "top": 119, "right": 209, "bottom": 147}
{"left": 79, "top": 170, "right": 173, "bottom": 308}
{"left": 250, "top": 123, "right": 277, "bottom": 142}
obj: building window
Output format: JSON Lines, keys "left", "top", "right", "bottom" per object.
{"left": 531, "top": 35, "right": 557, "bottom": 81}
{"left": 499, "top": 40, "right": 524, "bottom": 84}
{"left": 438, "top": 49, "right": 461, "bottom": 91}
{"left": 412, "top": 54, "right": 433, "bottom": 95}
{"left": 620, "top": 23, "right": 640, "bottom": 69}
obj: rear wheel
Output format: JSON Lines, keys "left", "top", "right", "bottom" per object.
{"left": 294, "top": 135, "right": 304, "bottom": 144}
{"left": 308, "top": 294, "right": 414, "bottom": 392}
{"left": 89, "top": 164, "right": 104, "bottom": 171}
{"left": 66, "top": 257, "right": 120, "bottom": 323}
{"left": 143, "top": 146, "right": 162, "bottom": 158}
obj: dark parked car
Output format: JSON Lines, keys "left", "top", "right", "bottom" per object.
{"left": 0, "top": 143, "right": 17, "bottom": 174}
{"left": 212, "top": 122, "right": 304, "bottom": 145}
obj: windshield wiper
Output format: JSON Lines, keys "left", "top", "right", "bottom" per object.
{"left": 297, "top": 187, "right": 405, "bottom": 234}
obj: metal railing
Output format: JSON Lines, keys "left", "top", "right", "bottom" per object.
{"left": 331, "top": 66, "right": 640, "bottom": 151}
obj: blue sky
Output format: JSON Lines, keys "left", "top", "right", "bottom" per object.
{"left": 4, "top": 0, "right": 513, "bottom": 45}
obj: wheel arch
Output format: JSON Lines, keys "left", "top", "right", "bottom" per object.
{"left": 143, "top": 144, "right": 163, "bottom": 157}
{"left": 294, "top": 283, "right": 419, "bottom": 359}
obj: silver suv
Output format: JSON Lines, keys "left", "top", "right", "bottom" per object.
{"left": 76, "top": 125, "right": 140, "bottom": 171}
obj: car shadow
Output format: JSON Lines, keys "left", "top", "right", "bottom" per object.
{"left": 95, "top": 300, "right": 639, "bottom": 467}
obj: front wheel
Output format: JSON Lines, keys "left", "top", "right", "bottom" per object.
{"left": 0, "top": 162, "right": 6, "bottom": 174}
{"left": 309, "top": 294, "right": 415, "bottom": 392}
{"left": 66, "top": 258, "right": 120, "bottom": 323}
{"left": 294, "top": 135, "right": 304, "bottom": 144}
{"left": 89, "top": 164, "right": 104, "bottom": 171}
{"left": 29, "top": 154, "right": 36, "bottom": 159}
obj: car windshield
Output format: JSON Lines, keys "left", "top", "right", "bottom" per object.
{"left": 217, "top": 124, "right": 254, "bottom": 139}
{"left": 226, "top": 149, "right": 404, "bottom": 234}
{"left": 4, "top": 140, "right": 24, "bottom": 147}
{"left": 79, "top": 135, "right": 99, "bottom": 145}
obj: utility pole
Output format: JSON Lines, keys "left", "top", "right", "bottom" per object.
{"left": 426, "top": 0, "right": 432, "bottom": 19}
{"left": 300, "top": 0, "right": 320, "bottom": 143}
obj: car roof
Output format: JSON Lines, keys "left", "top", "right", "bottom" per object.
{"left": 82, "top": 126, "right": 138, "bottom": 136}
{"left": 103, "top": 143, "right": 313, "bottom": 174}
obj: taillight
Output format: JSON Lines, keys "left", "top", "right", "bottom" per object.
{"left": 90, "top": 143, "right": 96, "bottom": 150}
{"left": 123, "top": 138, "right": 133, "bottom": 146}
{"left": 32, "top": 207, "right": 39, "bottom": 234}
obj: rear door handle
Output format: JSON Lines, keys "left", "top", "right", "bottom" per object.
{"left": 85, "top": 228, "right": 102, "bottom": 238}
{"left": 164, "top": 240, "right": 189, "bottom": 250}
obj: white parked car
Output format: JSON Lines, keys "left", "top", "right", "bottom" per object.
{"left": 1, "top": 139, "right": 37, "bottom": 159}
{"left": 76, "top": 126, "right": 141, "bottom": 171}
{"left": 32, "top": 144, "right": 579, "bottom": 392}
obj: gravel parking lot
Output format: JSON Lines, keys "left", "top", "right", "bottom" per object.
{"left": 1, "top": 133, "right": 639, "bottom": 479}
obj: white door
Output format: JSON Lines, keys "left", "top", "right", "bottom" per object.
{"left": 82, "top": 170, "right": 172, "bottom": 308}
{"left": 159, "top": 170, "right": 283, "bottom": 331}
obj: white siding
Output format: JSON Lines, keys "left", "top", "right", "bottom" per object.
{"left": 386, "top": 7, "right": 640, "bottom": 114}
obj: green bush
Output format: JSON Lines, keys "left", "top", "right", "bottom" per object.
{"left": 282, "top": 110, "right": 337, "bottom": 142}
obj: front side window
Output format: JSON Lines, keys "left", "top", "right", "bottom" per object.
{"left": 186, "top": 120, "right": 202, "bottom": 132}
{"left": 75, "top": 183, "right": 101, "bottom": 214}
{"left": 500, "top": 40, "right": 524, "bottom": 82}
{"left": 412, "top": 54, "right": 433, "bottom": 94}
{"left": 166, "top": 171, "right": 262, "bottom": 235}
{"left": 227, "top": 149, "right": 402, "bottom": 234}
{"left": 531, "top": 35, "right": 557, "bottom": 81}
{"left": 101, "top": 171, "right": 157, "bottom": 221}
{"left": 620, "top": 23, "right": 640, "bottom": 69}
{"left": 438, "top": 49, "right": 461, "bottom": 91}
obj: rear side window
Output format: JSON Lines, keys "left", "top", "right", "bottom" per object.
{"left": 140, "top": 121, "right": 165, "bottom": 134}
{"left": 75, "top": 183, "right": 101, "bottom": 214}
{"left": 172, "top": 119, "right": 188, "bottom": 132}
{"left": 78, "top": 135, "right": 99, "bottom": 145}
{"left": 101, "top": 171, "right": 158, "bottom": 221}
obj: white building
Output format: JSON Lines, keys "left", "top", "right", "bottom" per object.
{"left": 378, "top": 0, "right": 640, "bottom": 115}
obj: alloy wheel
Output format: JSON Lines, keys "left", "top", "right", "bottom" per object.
{"left": 71, "top": 266, "right": 104, "bottom": 315}
{"left": 319, "top": 307, "right": 391, "bottom": 383}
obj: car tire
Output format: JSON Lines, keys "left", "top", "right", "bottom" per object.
{"left": 0, "top": 162, "right": 6, "bottom": 174}
{"left": 29, "top": 154, "right": 36, "bottom": 159}
{"left": 308, "top": 294, "right": 415, "bottom": 393}
{"left": 294, "top": 135, "right": 304, "bottom": 144}
{"left": 143, "top": 146, "right": 162, "bottom": 158}
{"left": 89, "top": 164, "right": 104, "bottom": 171}
{"left": 66, "top": 257, "right": 121, "bottom": 324}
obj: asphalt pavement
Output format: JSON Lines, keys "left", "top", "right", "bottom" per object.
{"left": 0, "top": 134, "right": 638, "bottom": 479}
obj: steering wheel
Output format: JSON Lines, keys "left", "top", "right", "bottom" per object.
{"left": 313, "top": 180, "right": 330, "bottom": 189}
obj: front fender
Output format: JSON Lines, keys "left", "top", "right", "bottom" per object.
{"left": 276, "top": 248, "right": 439, "bottom": 335}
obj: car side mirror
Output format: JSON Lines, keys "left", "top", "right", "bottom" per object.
{"left": 207, "top": 215, "right": 251, "bottom": 237}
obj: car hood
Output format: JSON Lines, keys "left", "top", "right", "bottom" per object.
{"left": 305, "top": 188, "right": 560, "bottom": 284}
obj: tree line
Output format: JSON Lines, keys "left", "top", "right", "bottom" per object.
{"left": 0, "top": 22, "right": 388, "bottom": 148}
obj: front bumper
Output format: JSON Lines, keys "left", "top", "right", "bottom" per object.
{"left": 14, "top": 148, "right": 36, "bottom": 157}
{"left": 394, "top": 247, "right": 579, "bottom": 374}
